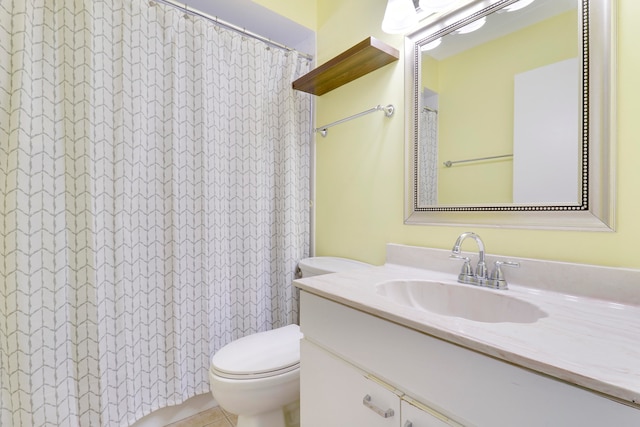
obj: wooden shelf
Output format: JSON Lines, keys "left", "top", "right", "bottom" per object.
{"left": 292, "top": 37, "right": 399, "bottom": 96}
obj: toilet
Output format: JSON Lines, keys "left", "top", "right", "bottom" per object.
{"left": 209, "top": 256, "right": 372, "bottom": 427}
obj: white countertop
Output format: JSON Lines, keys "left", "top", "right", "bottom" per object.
{"left": 294, "top": 246, "right": 640, "bottom": 410}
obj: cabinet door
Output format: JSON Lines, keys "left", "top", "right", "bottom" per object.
{"left": 300, "top": 339, "right": 400, "bottom": 427}
{"left": 401, "top": 398, "right": 463, "bottom": 427}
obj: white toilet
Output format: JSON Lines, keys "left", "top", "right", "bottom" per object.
{"left": 208, "top": 256, "right": 372, "bottom": 427}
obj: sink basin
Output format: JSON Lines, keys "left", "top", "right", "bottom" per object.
{"left": 376, "top": 280, "right": 547, "bottom": 323}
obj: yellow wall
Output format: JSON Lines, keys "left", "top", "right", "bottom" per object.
{"left": 252, "top": 0, "right": 317, "bottom": 30}
{"left": 267, "top": 0, "right": 640, "bottom": 270}
{"left": 429, "top": 10, "right": 577, "bottom": 204}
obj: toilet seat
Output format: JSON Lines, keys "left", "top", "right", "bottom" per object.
{"left": 211, "top": 324, "right": 302, "bottom": 380}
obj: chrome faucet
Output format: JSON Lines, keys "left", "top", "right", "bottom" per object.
{"left": 450, "top": 232, "right": 488, "bottom": 286}
{"left": 450, "top": 232, "right": 519, "bottom": 290}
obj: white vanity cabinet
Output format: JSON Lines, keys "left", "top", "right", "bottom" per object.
{"left": 301, "top": 339, "right": 400, "bottom": 426}
{"left": 299, "top": 290, "right": 640, "bottom": 427}
{"left": 301, "top": 338, "right": 460, "bottom": 427}
{"left": 401, "top": 398, "right": 461, "bottom": 427}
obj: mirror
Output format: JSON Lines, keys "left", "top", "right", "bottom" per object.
{"left": 404, "top": 0, "right": 615, "bottom": 230}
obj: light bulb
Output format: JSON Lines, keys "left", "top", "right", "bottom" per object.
{"left": 454, "top": 16, "right": 486, "bottom": 34}
{"left": 382, "top": 0, "right": 419, "bottom": 34}
{"left": 419, "top": 0, "right": 458, "bottom": 14}
{"left": 420, "top": 38, "right": 442, "bottom": 51}
{"left": 502, "top": 0, "right": 536, "bottom": 12}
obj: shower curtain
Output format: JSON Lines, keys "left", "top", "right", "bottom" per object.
{"left": 0, "top": 1, "right": 312, "bottom": 426}
{"left": 418, "top": 108, "right": 438, "bottom": 206}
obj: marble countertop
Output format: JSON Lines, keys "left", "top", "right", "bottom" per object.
{"left": 294, "top": 256, "right": 640, "bottom": 409}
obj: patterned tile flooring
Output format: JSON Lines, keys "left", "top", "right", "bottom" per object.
{"left": 165, "top": 407, "right": 237, "bottom": 427}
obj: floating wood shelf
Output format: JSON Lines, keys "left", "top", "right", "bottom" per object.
{"left": 292, "top": 37, "right": 399, "bottom": 96}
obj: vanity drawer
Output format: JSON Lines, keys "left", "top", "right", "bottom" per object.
{"left": 300, "top": 338, "right": 400, "bottom": 427}
{"left": 402, "top": 397, "right": 463, "bottom": 427}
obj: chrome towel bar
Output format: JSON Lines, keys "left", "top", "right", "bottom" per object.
{"left": 315, "top": 104, "right": 394, "bottom": 137}
{"left": 443, "top": 154, "right": 513, "bottom": 168}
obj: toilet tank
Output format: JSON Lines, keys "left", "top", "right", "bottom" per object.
{"left": 297, "top": 257, "right": 372, "bottom": 278}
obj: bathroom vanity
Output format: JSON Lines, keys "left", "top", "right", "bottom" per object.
{"left": 294, "top": 244, "right": 640, "bottom": 426}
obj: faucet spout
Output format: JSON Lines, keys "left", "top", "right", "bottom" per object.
{"left": 451, "top": 232, "right": 487, "bottom": 283}
{"left": 452, "top": 232, "right": 486, "bottom": 264}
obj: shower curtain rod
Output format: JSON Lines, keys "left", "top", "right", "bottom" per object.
{"left": 314, "top": 104, "right": 395, "bottom": 137}
{"left": 150, "top": 0, "right": 313, "bottom": 60}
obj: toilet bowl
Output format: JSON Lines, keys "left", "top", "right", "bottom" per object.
{"left": 209, "top": 325, "right": 302, "bottom": 427}
{"left": 209, "top": 257, "right": 372, "bottom": 427}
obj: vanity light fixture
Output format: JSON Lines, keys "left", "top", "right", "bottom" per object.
{"left": 382, "top": 0, "right": 418, "bottom": 34}
{"left": 453, "top": 16, "right": 486, "bottom": 34}
{"left": 418, "top": 0, "right": 458, "bottom": 14}
{"left": 501, "top": 0, "right": 536, "bottom": 12}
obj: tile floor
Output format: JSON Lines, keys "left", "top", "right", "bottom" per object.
{"left": 165, "top": 407, "right": 237, "bottom": 427}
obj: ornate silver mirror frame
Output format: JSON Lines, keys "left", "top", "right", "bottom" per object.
{"left": 404, "top": 0, "right": 616, "bottom": 230}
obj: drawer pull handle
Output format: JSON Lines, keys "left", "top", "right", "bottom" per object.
{"left": 362, "top": 394, "right": 394, "bottom": 418}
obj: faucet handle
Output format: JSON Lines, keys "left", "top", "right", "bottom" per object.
{"left": 450, "top": 254, "right": 473, "bottom": 282}
{"left": 488, "top": 260, "right": 520, "bottom": 289}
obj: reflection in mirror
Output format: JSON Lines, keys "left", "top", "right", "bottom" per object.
{"left": 405, "top": 0, "right": 615, "bottom": 230}
{"left": 420, "top": 0, "right": 578, "bottom": 206}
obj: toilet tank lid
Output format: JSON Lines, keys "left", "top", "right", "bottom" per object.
{"left": 298, "top": 256, "right": 372, "bottom": 277}
{"left": 211, "top": 324, "right": 302, "bottom": 377}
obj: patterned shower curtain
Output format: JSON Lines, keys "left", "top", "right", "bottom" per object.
{"left": 418, "top": 108, "right": 438, "bottom": 206}
{"left": 0, "top": 1, "right": 312, "bottom": 426}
